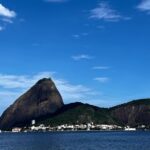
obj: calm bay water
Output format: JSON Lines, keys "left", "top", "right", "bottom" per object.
{"left": 0, "top": 131, "right": 150, "bottom": 150}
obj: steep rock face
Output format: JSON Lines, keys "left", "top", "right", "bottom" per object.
{"left": 0, "top": 78, "right": 64, "bottom": 130}
{"left": 110, "top": 99, "right": 150, "bottom": 127}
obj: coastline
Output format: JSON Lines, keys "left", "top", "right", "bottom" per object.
{"left": 1, "top": 129, "right": 148, "bottom": 134}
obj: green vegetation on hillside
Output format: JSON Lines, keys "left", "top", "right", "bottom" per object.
{"left": 38, "top": 99, "right": 150, "bottom": 127}
{"left": 38, "top": 102, "right": 118, "bottom": 126}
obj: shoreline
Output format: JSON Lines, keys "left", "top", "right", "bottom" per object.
{"left": 0, "top": 129, "right": 148, "bottom": 134}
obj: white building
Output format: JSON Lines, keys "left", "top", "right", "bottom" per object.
{"left": 32, "top": 120, "right": 36, "bottom": 125}
{"left": 124, "top": 126, "right": 136, "bottom": 131}
{"left": 12, "top": 128, "right": 22, "bottom": 132}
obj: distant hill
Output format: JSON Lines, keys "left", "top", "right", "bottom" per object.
{"left": 37, "top": 102, "right": 118, "bottom": 126}
{"left": 35, "top": 99, "right": 150, "bottom": 128}
{"left": 110, "top": 99, "right": 150, "bottom": 127}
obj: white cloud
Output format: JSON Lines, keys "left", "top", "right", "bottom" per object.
{"left": 0, "top": 72, "right": 55, "bottom": 89}
{"left": 0, "top": 91, "right": 20, "bottom": 104}
{"left": 55, "top": 79, "right": 93, "bottom": 100}
{"left": 90, "top": 2, "right": 124, "bottom": 22}
{"left": 45, "top": 0, "right": 68, "bottom": 3}
{"left": 137, "top": 0, "right": 150, "bottom": 13}
{"left": 94, "top": 77, "right": 109, "bottom": 83}
{"left": 93, "top": 66, "right": 109, "bottom": 70}
{"left": 1, "top": 18, "right": 13, "bottom": 24}
{"left": 0, "top": 4, "right": 16, "bottom": 18}
{"left": 72, "top": 54, "right": 93, "bottom": 61}
{"left": 0, "top": 4, "right": 16, "bottom": 30}
{"left": 0, "top": 72, "right": 96, "bottom": 106}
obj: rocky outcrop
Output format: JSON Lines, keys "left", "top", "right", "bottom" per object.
{"left": 110, "top": 99, "right": 150, "bottom": 127}
{"left": 0, "top": 78, "right": 64, "bottom": 130}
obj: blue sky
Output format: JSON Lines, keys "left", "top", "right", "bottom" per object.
{"left": 0, "top": 0, "right": 150, "bottom": 114}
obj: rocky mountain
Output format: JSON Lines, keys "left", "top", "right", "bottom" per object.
{"left": 1, "top": 77, "right": 150, "bottom": 130}
{"left": 110, "top": 99, "right": 150, "bottom": 127}
{"left": 0, "top": 78, "right": 64, "bottom": 130}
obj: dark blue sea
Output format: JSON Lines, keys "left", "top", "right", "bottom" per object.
{"left": 0, "top": 131, "right": 150, "bottom": 150}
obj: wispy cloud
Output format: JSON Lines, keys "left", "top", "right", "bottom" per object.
{"left": 72, "top": 54, "right": 93, "bottom": 61}
{"left": 0, "top": 4, "right": 16, "bottom": 18}
{"left": 72, "top": 33, "right": 89, "bottom": 39}
{"left": 1, "top": 18, "right": 13, "bottom": 24}
{"left": 72, "top": 34, "right": 80, "bottom": 39}
{"left": 137, "top": 0, "right": 150, "bottom": 13}
{"left": 94, "top": 77, "right": 109, "bottom": 83}
{"left": 90, "top": 2, "right": 127, "bottom": 22}
{"left": 44, "top": 0, "right": 68, "bottom": 3}
{"left": 0, "top": 4, "right": 16, "bottom": 30}
{"left": 93, "top": 66, "right": 110, "bottom": 70}
{"left": 0, "top": 91, "right": 20, "bottom": 112}
{"left": 55, "top": 79, "right": 93, "bottom": 100}
{"left": 0, "top": 72, "right": 55, "bottom": 89}
{"left": 0, "top": 72, "right": 96, "bottom": 111}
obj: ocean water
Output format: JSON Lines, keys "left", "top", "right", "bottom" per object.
{"left": 0, "top": 131, "right": 150, "bottom": 150}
